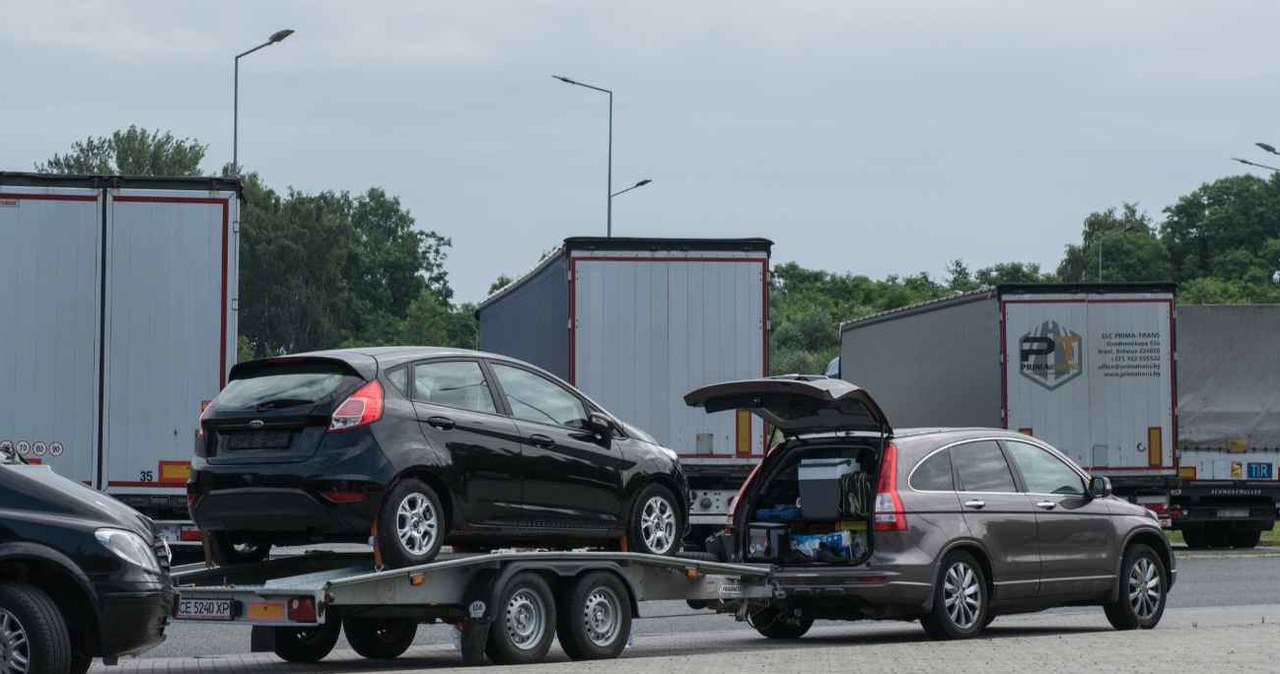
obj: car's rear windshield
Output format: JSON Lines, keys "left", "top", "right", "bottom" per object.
{"left": 215, "top": 362, "right": 362, "bottom": 412}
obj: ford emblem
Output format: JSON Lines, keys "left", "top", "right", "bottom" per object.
{"left": 249, "top": 419, "right": 265, "bottom": 429}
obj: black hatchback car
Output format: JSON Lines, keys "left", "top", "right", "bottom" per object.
{"left": 0, "top": 445, "right": 174, "bottom": 674}
{"left": 189, "top": 347, "right": 689, "bottom": 567}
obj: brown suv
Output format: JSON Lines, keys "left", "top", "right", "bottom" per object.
{"left": 687, "top": 376, "right": 1176, "bottom": 640}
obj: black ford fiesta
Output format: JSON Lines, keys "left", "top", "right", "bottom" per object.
{"left": 189, "top": 347, "right": 688, "bottom": 567}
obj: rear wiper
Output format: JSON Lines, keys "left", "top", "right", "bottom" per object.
{"left": 254, "top": 398, "right": 317, "bottom": 410}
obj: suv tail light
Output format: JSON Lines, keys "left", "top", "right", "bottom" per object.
{"left": 873, "top": 442, "right": 907, "bottom": 532}
{"left": 329, "top": 380, "right": 384, "bottom": 432}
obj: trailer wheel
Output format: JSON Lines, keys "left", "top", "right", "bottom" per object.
{"left": 1230, "top": 529, "right": 1262, "bottom": 549}
{"left": 1181, "top": 528, "right": 1208, "bottom": 550}
{"left": 556, "top": 572, "right": 633, "bottom": 661}
{"left": 271, "top": 621, "right": 341, "bottom": 663}
{"left": 0, "top": 583, "right": 72, "bottom": 674}
{"left": 343, "top": 618, "right": 417, "bottom": 660}
{"left": 485, "top": 572, "right": 557, "bottom": 665}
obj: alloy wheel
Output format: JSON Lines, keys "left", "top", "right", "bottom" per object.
{"left": 943, "top": 561, "right": 981, "bottom": 630}
{"left": 0, "top": 609, "right": 30, "bottom": 674}
{"left": 640, "top": 496, "right": 676, "bottom": 554}
{"left": 505, "top": 588, "right": 547, "bottom": 651}
{"left": 1128, "top": 557, "right": 1162, "bottom": 620}
{"left": 395, "top": 493, "right": 439, "bottom": 556}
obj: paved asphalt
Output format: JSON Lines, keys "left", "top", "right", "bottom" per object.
{"left": 141, "top": 547, "right": 1280, "bottom": 661}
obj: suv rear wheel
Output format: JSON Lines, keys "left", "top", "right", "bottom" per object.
{"left": 748, "top": 606, "right": 813, "bottom": 639}
{"left": 921, "top": 551, "right": 988, "bottom": 640}
{"left": 378, "top": 479, "right": 445, "bottom": 568}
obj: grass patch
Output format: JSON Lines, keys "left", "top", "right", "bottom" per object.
{"left": 1165, "top": 523, "right": 1279, "bottom": 546}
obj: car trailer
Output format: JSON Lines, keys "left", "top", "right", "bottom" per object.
{"left": 171, "top": 551, "right": 776, "bottom": 666}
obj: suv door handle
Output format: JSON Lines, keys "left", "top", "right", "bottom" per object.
{"left": 963, "top": 500, "right": 986, "bottom": 510}
{"left": 1035, "top": 500, "right": 1057, "bottom": 510}
{"left": 425, "top": 416, "right": 456, "bottom": 430}
{"left": 528, "top": 434, "right": 556, "bottom": 449}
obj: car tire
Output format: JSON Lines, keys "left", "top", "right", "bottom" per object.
{"left": 378, "top": 479, "right": 445, "bottom": 568}
{"left": 271, "top": 622, "right": 342, "bottom": 663}
{"left": 1230, "top": 529, "right": 1262, "bottom": 549}
{"left": 207, "top": 532, "right": 271, "bottom": 566}
{"left": 485, "top": 572, "right": 557, "bottom": 665}
{"left": 748, "top": 605, "right": 813, "bottom": 639}
{"left": 628, "top": 484, "right": 682, "bottom": 556}
{"left": 1104, "top": 543, "right": 1167, "bottom": 631}
{"left": 0, "top": 583, "right": 72, "bottom": 674}
{"left": 556, "top": 572, "right": 633, "bottom": 660}
{"left": 343, "top": 618, "right": 417, "bottom": 660}
{"left": 920, "top": 550, "right": 988, "bottom": 640}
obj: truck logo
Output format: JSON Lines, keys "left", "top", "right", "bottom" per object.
{"left": 1019, "top": 320, "right": 1083, "bottom": 390}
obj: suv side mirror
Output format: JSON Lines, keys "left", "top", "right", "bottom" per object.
{"left": 1088, "top": 475, "right": 1112, "bottom": 499}
{"left": 588, "top": 412, "right": 616, "bottom": 446}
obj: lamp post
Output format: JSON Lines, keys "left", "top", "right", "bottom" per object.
{"left": 553, "top": 75, "right": 615, "bottom": 236}
{"left": 233, "top": 29, "right": 295, "bottom": 174}
{"left": 1233, "top": 157, "right": 1280, "bottom": 173}
{"left": 610, "top": 178, "right": 652, "bottom": 199}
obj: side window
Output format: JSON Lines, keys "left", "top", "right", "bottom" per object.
{"left": 910, "top": 449, "right": 954, "bottom": 491}
{"left": 413, "top": 361, "right": 497, "bottom": 414}
{"left": 951, "top": 441, "right": 1018, "bottom": 493}
{"left": 385, "top": 367, "right": 409, "bottom": 397}
{"left": 1005, "top": 441, "right": 1086, "bottom": 496}
{"left": 491, "top": 363, "right": 587, "bottom": 428}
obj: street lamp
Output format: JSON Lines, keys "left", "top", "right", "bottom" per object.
{"left": 1094, "top": 229, "right": 1130, "bottom": 282}
{"left": 1233, "top": 157, "right": 1280, "bottom": 173}
{"left": 1256, "top": 142, "right": 1279, "bottom": 156}
{"left": 233, "top": 29, "right": 295, "bottom": 173}
{"left": 610, "top": 179, "right": 652, "bottom": 198}
{"left": 553, "top": 74, "right": 616, "bottom": 236}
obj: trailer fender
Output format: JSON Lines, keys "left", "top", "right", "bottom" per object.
{"left": 458, "top": 569, "right": 500, "bottom": 665}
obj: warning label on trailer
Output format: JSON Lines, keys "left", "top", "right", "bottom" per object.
{"left": 1096, "top": 331, "right": 1163, "bottom": 379}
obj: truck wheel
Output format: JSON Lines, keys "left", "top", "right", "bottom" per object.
{"left": 1103, "top": 544, "right": 1166, "bottom": 630}
{"left": 920, "top": 551, "right": 988, "bottom": 640}
{"left": 343, "top": 618, "right": 417, "bottom": 660}
{"left": 556, "top": 572, "right": 633, "bottom": 660}
{"left": 485, "top": 572, "right": 557, "bottom": 665}
{"left": 629, "top": 484, "right": 682, "bottom": 556}
{"left": 208, "top": 532, "right": 271, "bottom": 566}
{"left": 0, "top": 583, "right": 71, "bottom": 674}
{"left": 1230, "top": 529, "right": 1262, "bottom": 549}
{"left": 1181, "top": 528, "right": 1207, "bottom": 550}
{"left": 378, "top": 479, "right": 445, "bottom": 568}
{"left": 271, "top": 622, "right": 341, "bottom": 663}
{"left": 1205, "top": 526, "right": 1232, "bottom": 549}
{"left": 748, "top": 605, "right": 813, "bottom": 639}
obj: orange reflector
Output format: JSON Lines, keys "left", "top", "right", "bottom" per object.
{"left": 1018, "top": 428, "right": 1033, "bottom": 436}
{"left": 409, "top": 573, "right": 426, "bottom": 586}
{"left": 1178, "top": 466, "right": 1197, "bottom": 480}
{"left": 247, "top": 602, "right": 285, "bottom": 621}
{"left": 735, "top": 410, "right": 752, "bottom": 456}
{"left": 159, "top": 460, "right": 191, "bottom": 485}
{"left": 1147, "top": 427, "right": 1162, "bottom": 467}
{"left": 685, "top": 567, "right": 700, "bottom": 580}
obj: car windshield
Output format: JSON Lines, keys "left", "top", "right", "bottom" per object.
{"left": 216, "top": 364, "right": 361, "bottom": 412}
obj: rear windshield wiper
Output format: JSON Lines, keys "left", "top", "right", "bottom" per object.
{"left": 253, "top": 398, "right": 318, "bottom": 410}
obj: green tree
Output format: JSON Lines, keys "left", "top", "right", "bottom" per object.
{"left": 1057, "top": 204, "right": 1173, "bottom": 283}
{"left": 36, "top": 125, "right": 207, "bottom": 176}
{"left": 1161, "top": 174, "right": 1280, "bottom": 290}
{"left": 488, "top": 275, "right": 514, "bottom": 295}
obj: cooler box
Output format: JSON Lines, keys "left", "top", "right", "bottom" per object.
{"left": 798, "top": 458, "right": 857, "bottom": 520}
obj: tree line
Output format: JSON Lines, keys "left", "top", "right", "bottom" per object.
{"left": 36, "top": 127, "right": 1280, "bottom": 373}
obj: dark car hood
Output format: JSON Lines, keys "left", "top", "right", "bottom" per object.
{"left": 684, "top": 375, "right": 891, "bottom": 438}
{"left": 0, "top": 464, "right": 152, "bottom": 536}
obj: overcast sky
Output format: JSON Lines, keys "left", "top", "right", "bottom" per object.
{"left": 3, "top": 1, "right": 1279, "bottom": 302}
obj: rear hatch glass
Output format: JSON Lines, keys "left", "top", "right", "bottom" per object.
{"left": 203, "top": 360, "right": 364, "bottom": 462}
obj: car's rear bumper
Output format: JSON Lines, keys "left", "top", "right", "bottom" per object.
{"left": 769, "top": 568, "right": 933, "bottom": 619}
{"left": 97, "top": 588, "right": 174, "bottom": 659}
{"left": 190, "top": 487, "right": 376, "bottom": 538}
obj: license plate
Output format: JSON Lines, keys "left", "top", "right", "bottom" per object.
{"left": 1217, "top": 508, "right": 1249, "bottom": 519}
{"left": 221, "top": 431, "right": 291, "bottom": 450}
{"left": 177, "top": 598, "right": 235, "bottom": 621}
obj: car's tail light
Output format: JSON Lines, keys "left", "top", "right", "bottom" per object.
{"left": 320, "top": 490, "right": 367, "bottom": 504}
{"left": 873, "top": 442, "right": 907, "bottom": 532}
{"left": 726, "top": 463, "right": 763, "bottom": 533}
{"left": 328, "top": 381, "right": 383, "bottom": 432}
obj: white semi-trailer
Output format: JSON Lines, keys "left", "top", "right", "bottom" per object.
{"left": 0, "top": 172, "right": 240, "bottom": 545}
{"left": 476, "top": 237, "right": 772, "bottom": 541}
{"left": 838, "top": 283, "right": 1280, "bottom": 548}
